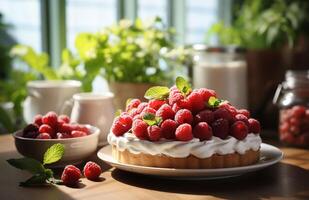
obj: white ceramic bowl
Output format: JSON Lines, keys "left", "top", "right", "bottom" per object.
{"left": 13, "top": 125, "right": 100, "bottom": 167}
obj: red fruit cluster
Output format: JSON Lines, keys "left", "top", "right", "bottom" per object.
{"left": 111, "top": 84, "right": 261, "bottom": 142}
{"left": 61, "top": 161, "right": 102, "bottom": 186}
{"left": 22, "top": 112, "right": 90, "bottom": 139}
{"left": 279, "top": 105, "right": 309, "bottom": 146}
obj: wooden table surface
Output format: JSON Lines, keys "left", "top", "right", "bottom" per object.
{"left": 0, "top": 134, "right": 308, "bottom": 200}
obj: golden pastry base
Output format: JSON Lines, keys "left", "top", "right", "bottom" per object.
{"left": 112, "top": 145, "right": 260, "bottom": 169}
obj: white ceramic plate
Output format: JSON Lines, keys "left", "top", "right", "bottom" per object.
{"left": 97, "top": 143, "right": 283, "bottom": 180}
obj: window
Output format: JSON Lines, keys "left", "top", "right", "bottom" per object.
{"left": 185, "top": 0, "right": 219, "bottom": 44}
{"left": 0, "top": 0, "right": 41, "bottom": 51}
{"left": 138, "top": 0, "right": 167, "bottom": 23}
{"left": 66, "top": 0, "right": 117, "bottom": 50}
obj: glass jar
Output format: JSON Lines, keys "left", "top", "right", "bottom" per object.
{"left": 273, "top": 70, "right": 309, "bottom": 147}
{"left": 192, "top": 45, "right": 247, "bottom": 109}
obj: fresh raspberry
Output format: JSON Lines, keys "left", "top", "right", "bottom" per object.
{"left": 136, "top": 102, "right": 148, "bottom": 114}
{"left": 175, "top": 109, "right": 193, "bottom": 124}
{"left": 156, "top": 104, "right": 175, "bottom": 120}
{"left": 211, "top": 118, "right": 229, "bottom": 139}
{"left": 133, "top": 114, "right": 142, "bottom": 121}
{"left": 147, "top": 125, "right": 162, "bottom": 141}
{"left": 132, "top": 119, "right": 148, "bottom": 140}
{"left": 248, "top": 118, "right": 261, "bottom": 134}
{"left": 128, "top": 108, "right": 139, "bottom": 117}
{"left": 111, "top": 114, "right": 133, "bottom": 136}
{"left": 213, "top": 108, "right": 233, "bottom": 121}
{"left": 187, "top": 90, "right": 205, "bottom": 112}
{"left": 83, "top": 161, "right": 102, "bottom": 180}
{"left": 71, "top": 130, "right": 87, "bottom": 138}
{"left": 36, "top": 133, "right": 51, "bottom": 139}
{"left": 140, "top": 107, "right": 156, "bottom": 119}
{"left": 219, "top": 102, "right": 237, "bottom": 116}
{"left": 126, "top": 99, "right": 141, "bottom": 111}
{"left": 57, "top": 132, "right": 71, "bottom": 139}
{"left": 75, "top": 125, "right": 90, "bottom": 135}
{"left": 33, "top": 115, "right": 43, "bottom": 126}
{"left": 292, "top": 105, "right": 306, "bottom": 118}
{"left": 193, "top": 122, "right": 213, "bottom": 141}
{"left": 194, "top": 110, "right": 214, "bottom": 125}
{"left": 233, "top": 114, "right": 249, "bottom": 126}
{"left": 237, "top": 109, "right": 250, "bottom": 118}
{"left": 230, "top": 121, "right": 248, "bottom": 140}
{"left": 176, "top": 99, "right": 192, "bottom": 110}
{"left": 39, "top": 124, "right": 54, "bottom": 137}
{"left": 172, "top": 103, "right": 181, "bottom": 113}
{"left": 175, "top": 123, "right": 193, "bottom": 141}
{"left": 160, "top": 119, "right": 178, "bottom": 139}
{"left": 58, "top": 123, "right": 73, "bottom": 134}
{"left": 58, "top": 115, "right": 70, "bottom": 123}
{"left": 168, "top": 89, "right": 184, "bottom": 105}
{"left": 42, "top": 111, "right": 58, "bottom": 128}
{"left": 148, "top": 99, "right": 166, "bottom": 110}
{"left": 23, "top": 123, "right": 39, "bottom": 138}
{"left": 198, "top": 88, "right": 216, "bottom": 101}
{"left": 61, "top": 165, "right": 81, "bottom": 186}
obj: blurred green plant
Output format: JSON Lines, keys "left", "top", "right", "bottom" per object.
{"left": 206, "top": 0, "right": 309, "bottom": 49}
{"left": 74, "top": 17, "right": 190, "bottom": 85}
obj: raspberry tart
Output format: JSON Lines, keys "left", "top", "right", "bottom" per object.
{"left": 108, "top": 77, "right": 262, "bottom": 169}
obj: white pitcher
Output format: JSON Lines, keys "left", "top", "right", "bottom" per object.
{"left": 23, "top": 80, "right": 81, "bottom": 123}
{"left": 70, "top": 93, "right": 115, "bottom": 146}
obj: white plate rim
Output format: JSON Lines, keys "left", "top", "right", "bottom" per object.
{"left": 97, "top": 143, "right": 283, "bottom": 178}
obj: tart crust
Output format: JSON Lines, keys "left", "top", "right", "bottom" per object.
{"left": 112, "top": 145, "right": 260, "bottom": 169}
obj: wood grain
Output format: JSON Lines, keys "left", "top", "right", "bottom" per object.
{"left": 0, "top": 134, "right": 308, "bottom": 200}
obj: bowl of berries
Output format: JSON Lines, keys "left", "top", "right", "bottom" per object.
{"left": 13, "top": 112, "right": 100, "bottom": 166}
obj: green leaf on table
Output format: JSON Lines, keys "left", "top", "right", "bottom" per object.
{"left": 176, "top": 76, "right": 192, "bottom": 96}
{"left": 207, "top": 96, "right": 224, "bottom": 108}
{"left": 7, "top": 158, "right": 45, "bottom": 174}
{"left": 144, "top": 86, "right": 170, "bottom": 100}
{"left": 43, "top": 143, "right": 65, "bottom": 165}
{"left": 19, "top": 174, "right": 47, "bottom": 187}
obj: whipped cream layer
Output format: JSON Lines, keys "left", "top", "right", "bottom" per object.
{"left": 107, "top": 132, "right": 262, "bottom": 159}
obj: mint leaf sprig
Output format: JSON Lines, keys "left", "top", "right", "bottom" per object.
{"left": 142, "top": 113, "right": 162, "bottom": 126}
{"left": 207, "top": 96, "right": 224, "bottom": 108}
{"left": 176, "top": 76, "right": 192, "bottom": 97}
{"left": 144, "top": 86, "right": 170, "bottom": 100}
{"left": 7, "top": 143, "right": 65, "bottom": 187}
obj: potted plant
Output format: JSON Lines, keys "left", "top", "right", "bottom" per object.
{"left": 74, "top": 17, "right": 190, "bottom": 109}
{"left": 206, "top": 0, "right": 309, "bottom": 127}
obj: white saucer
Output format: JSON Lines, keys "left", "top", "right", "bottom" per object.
{"left": 97, "top": 143, "right": 283, "bottom": 180}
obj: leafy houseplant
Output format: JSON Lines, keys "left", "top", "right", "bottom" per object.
{"left": 74, "top": 17, "right": 190, "bottom": 108}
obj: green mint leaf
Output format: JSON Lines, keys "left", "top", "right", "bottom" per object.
{"left": 43, "top": 143, "right": 65, "bottom": 165}
{"left": 7, "top": 158, "right": 45, "bottom": 174}
{"left": 19, "top": 174, "right": 47, "bottom": 187}
{"left": 142, "top": 114, "right": 162, "bottom": 126}
{"left": 144, "top": 86, "right": 170, "bottom": 100}
{"left": 207, "top": 96, "right": 224, "bottom": 108}
{"left": 115, "top": 109, "right": 122, "bottom": 117}
{"left": 44, "top": 169, "right": 54, "bottom": 179}
{"left": 125, "top": 98, "right": 132, "bottom": 108}
{"left": 176, "top": 76, "right": 192, "bottom": 96}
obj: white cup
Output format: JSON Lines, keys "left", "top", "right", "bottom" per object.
{"left": 70, "top": 92, "right": 115, "bottom": 146}
{"left": 23, "top": 80, "right": 81, "bottom": 123}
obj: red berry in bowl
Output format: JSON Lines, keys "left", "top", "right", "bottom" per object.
{"left": 248, "top": 118, "right": 261, "bottom": 134}
{"left": 58, "top": 115, "right": 70, "bottom": 123}
{"left": 132, "top": 119, "right": 148, "bottom": 140}
{"left": 156, "top": 104, "right": 175, "bottom": 120}
{"left": 71, "top": 130, "right": 87, "bottom": 138}
{"left": 193, "top": 122, "right": 213, "bottom": 141}
{"left": 230, "top": 121, "right": 248, "bottom": 140}
{"left": 194, "top": 110, "right": 214, "bottom": 125}
{"left": 39, "top": 124, "right": 53, "bottom": 135}
{"left": 175, "top": 109, "right": 193, "bottom": 124}
{"left": 83, "top": 161, "right": 102, "bottom": 181}
{"left": 160, "top": 119, "right": 177, "bottom": 139}
{"left": 61, "top": 165, "right": 81, "bottom": 186}
{"left": 126, "top": 99, "right": 141, "bottom": 111}
{"left": 147, "top": 125, "right": 162, "bottom": 141}
{"left": 22, "top": 123, "right": 39, "bottom": 138}
{"left": 34, "top": 114, "right": 43, "bottom": 126}
{"left": 175, "top": 123, "right": 193, "bottom": 141}
{"left": 59, "top": 123, "right": 73, "bottom": 134}
{"left": 148, "top": 99, "right": 165, "bottom": 110}
{"left": 42, "top": 111, "right": 58, "bottom": 128}
{"left": 36, "top": 133, "right": 52, "bottom": 139}
{"left": 57, "top": 132, "right": 71, "bottom": 139}
{"left": 211, "top": 118, "right": 229, "bottom": 139}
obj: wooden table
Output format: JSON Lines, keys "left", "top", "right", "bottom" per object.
{"left": 0, "top": 134, "right": 308, "bottom": 200}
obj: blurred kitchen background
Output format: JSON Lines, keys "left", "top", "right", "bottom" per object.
{"left": 0, "top": 0, "right": 309, "bottom": 145}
